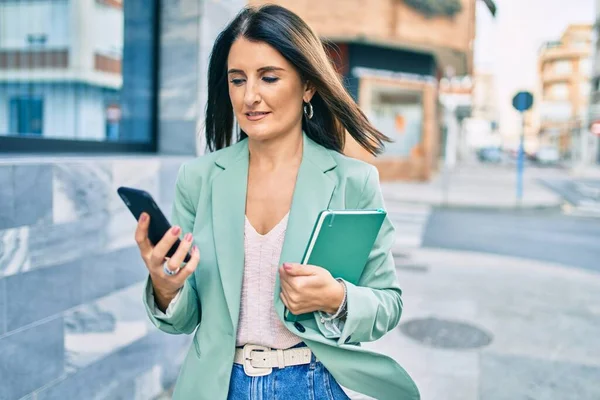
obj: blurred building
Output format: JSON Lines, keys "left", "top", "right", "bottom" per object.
{"left": 472, "top": 71, "right": 498, "bottom": 123}
{"left": 462, "top": 71, "right": 502, "bottom": 152}
{"left": 0, "top": 0, "right": 151, "bottom": 142}
{"left": 537, "top": 24, "right": 593, "bottom": 157}
{"left": 591, "top": 0, "right": 600, "bottom": 163}
{"left": 250, "top": 0, "right": 497, "bottom": 180}
{"left": 438, "top": 75, "right": 473, "bottom": 162}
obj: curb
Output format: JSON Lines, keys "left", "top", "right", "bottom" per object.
{"left": 383, "top": 198, "right": 564, "bottom": 213}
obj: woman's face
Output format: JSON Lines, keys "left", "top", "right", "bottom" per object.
{"left": 227, "top": 37, "right": 314, "bottom": 142}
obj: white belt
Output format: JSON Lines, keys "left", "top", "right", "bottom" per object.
{"left": 234, "top": 344, "right": 312, "bottom": 377}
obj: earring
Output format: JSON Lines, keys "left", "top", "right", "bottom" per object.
{"left": 303, "top": 101, "right": 314, "bottom": 120}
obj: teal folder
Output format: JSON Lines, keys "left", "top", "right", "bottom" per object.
{"left": 284, "top": 208, "right": 387, "bottom": 322}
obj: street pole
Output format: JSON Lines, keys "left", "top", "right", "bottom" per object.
{"left": 512, "top": 91, "right": 533, "bottom": 207}
{"left": 516, "top": 112, "right": 525, "bottom": 207}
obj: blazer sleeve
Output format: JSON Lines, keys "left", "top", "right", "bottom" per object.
{"left": 333, "top": 166, "right": 403, "bottom": 345}
{"left": 143, "top": 163, "right": 202, "bottom": 335}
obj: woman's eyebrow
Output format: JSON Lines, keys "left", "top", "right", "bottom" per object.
{"left": 227, "top": 66, "right": 285, "bottom": 74}
{"left": 257, "top": 66, "right": 285, "bottom": 73}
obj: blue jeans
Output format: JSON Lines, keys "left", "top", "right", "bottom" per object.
{"left": 227, "top": 343, "right": 350, "bottom": 400}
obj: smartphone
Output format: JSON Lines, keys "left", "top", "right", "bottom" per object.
{"left": 117, "top": 186, "right": 191, "bottom": 263}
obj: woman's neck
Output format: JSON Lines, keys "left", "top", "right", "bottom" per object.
{"left": 248, "top": 131, "right": 303, "bottom": 172}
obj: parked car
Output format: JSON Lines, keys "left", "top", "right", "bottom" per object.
{"left": 534, "top": 146, "right": 560, "bottom": 166}
{"left": 477, "top": 147, "right": 504, "bottom": 163}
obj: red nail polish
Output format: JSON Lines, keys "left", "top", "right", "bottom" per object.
{"left": 140, "top": 214, "right": 148, "bottom": 222}
{"left": 171, "top": 226, "right": 181, "bottom": 235}
{"left": 184, "top": 233, "right": 193, "bottom": 242}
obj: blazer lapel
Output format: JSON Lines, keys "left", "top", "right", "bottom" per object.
{"left": 211, "top": 134, "right": 338, "bottom": 329}
{"left": 273, "top": 134, "right": 337, "bottom": 320}
{"left": 212, "top": 140, "right": 249, "bottom": 329}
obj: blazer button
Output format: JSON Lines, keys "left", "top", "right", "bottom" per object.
{"left": 344, "top": 335, "right": 352, "bottom": 344}
{"left": 294, "top": 322, "right": 306, "bottom": 333}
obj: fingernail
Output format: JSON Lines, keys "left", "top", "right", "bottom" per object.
{"left": 184, "top": 233, "right": 193, "bottom": 242}
{"left": 192, "top": 245, "right": 198, "bottom": 254}
{"left": 140, "top": 214, "right": 148, "bottom": 222}
{"left": 283, "top": 263, "right": 291, "bottom": 270}
{"left": 171, "top": 226, "right": 181, "bottom": 235}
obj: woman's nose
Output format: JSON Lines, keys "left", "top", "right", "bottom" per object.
{"left": 244, "top": 81, "right": 261, "bottom": 106}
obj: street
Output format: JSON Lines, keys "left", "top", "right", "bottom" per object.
{"left": 364, "top": 165, "right": 600, "bottom": 400}
{"left": 422, "top": 207, "right": 600, "bottom": 273}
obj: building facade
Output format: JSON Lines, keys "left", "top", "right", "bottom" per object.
{"left": 591, "top": 0, "right": 600, "bottom": 163}
{"left": 0, "top": 0, "right": 148, "bottom": 142}
{"left": 249, "top": 0, "right": 495, "bottom": 180}
{"left": 537, "top": 24, "right": 594, "bottom": 157}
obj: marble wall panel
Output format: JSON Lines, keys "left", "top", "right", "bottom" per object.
{"left": 52, "top": 163, "right": 112, "bottom": 225}
{"left": 0, "top": 279, "right": 5, "bottom": 335}
{"left": 14, "top": 165, "right": 53, "bottom": 227}
{"left": 5, "top": 260, "right": 82, "bottom": 332}
{"left": 28, "top": 213, "right": 108, "bottom": 273}
{"left": 0, "top": 166, "right": 15, "bottom": 229}
{"left": 0, "top": 318, "right": 64, "bottom": 400}
{"left": 0, "top": 226, "right": 30, "bottom": 278}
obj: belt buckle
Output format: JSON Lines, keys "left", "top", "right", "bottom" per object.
{"left": 242, "top": 344, "right": 273, "bottom": 377}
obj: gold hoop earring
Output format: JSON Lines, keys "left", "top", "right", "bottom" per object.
{"left": 303, "top": 101, "right": 314, "bottom": 120}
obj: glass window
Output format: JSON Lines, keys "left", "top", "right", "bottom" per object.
{"left": 579, "top": 58, "right": 592, "bottom": 76}
{"left": 553, "top": 60, "right": 572, "bottom": 75}
{"left": 9, "top": 96, "right": 44, "bottom": 135}
{"left": 580, "top": 81, "right": 591, "bottom": 98}
{"left": 367, "top": 85, "right": 423, "bottom": 158}
{"left": 549, "top": 83, "right": 569, "bottom": 99}
{"left": 0, "top": 0, "right": 157, "bottom": 150}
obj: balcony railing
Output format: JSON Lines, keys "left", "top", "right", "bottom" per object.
{"left": 0, "top": 50, "right": 69, "bottom": 69}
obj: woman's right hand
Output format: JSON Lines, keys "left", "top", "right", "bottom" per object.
{"left": 135, "top": 212, "right": 200, "bottom": 307}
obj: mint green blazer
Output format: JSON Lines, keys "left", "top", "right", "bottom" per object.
{"left": 143, "top": 133, "right": 419, "bottom": 400}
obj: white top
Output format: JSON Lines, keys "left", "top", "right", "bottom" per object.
{"left": 235, "top": 212, "right": 302, "bottom": 349}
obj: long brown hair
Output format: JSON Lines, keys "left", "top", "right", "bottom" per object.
{"left": 205, "top": 4, "right": 391, "bottom": 155}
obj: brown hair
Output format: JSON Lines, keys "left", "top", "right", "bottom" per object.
{"left": 205, "top": 4, "right": 391, "bottom": 155}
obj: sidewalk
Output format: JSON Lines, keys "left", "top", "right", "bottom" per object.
{"left": 380, "top": 164, "right": 563, "bottom": 210}
{"left": 569, "top": 164, "right": 600, "bottom": 179}
{"left": 363, "top": 247, "right": 600, "bottom": 400}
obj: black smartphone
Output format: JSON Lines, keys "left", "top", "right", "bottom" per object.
{"left": 117, "top": 186, "right": 191, "bottom": 263}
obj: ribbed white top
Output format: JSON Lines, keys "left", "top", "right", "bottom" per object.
{"left": 235, "top": 212, "right": 302, "bottom": 349}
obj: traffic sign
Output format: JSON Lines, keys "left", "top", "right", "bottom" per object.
{"left": 512, "top": 91, "right": 534, "bottom": 112}
{"left": 512, "top": 91, "right": 534, "bottom": 206}
{"left": 590, "top": 120, "right": 600, "bottom": 137}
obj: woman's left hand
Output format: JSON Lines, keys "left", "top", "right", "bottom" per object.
{"left": 279, "top": 263, "right": 345, "bottom": 315}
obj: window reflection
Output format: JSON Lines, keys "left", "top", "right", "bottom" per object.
{"left": 0, "top": 0, "right": 155, "bottom": 144}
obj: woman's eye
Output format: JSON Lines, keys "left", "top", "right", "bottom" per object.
{"left": 230, "top": 79, "right": 245, "bottom": 86}
{"left": 262, "top": 76, "right": 279, "bottom": 83}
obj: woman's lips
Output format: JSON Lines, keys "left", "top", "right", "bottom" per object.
{"left": 245, "top": 112, "right": 270, "bottom": 121}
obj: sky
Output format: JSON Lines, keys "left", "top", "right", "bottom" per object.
{"left": 474, "top": 0, "right": 596, "bottom": 143}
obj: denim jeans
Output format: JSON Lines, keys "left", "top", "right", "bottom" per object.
{"left": 227, "top": 343, "right": 350, "bottom": 400}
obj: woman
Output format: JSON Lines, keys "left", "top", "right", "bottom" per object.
{"left": 136, "top": 4, "right": 419, "bottom": 400}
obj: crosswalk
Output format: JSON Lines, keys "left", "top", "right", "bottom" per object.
{"left": 383, "top": 202, "right": 432, "bottom": 248}
{"left": 539, "top": 178, "right": 600, "bottom": 218}
{"left": 562, "top": 200, "right": 600, "bottom": 218}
